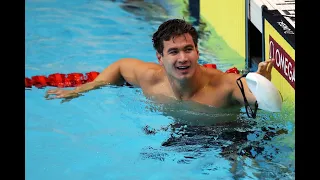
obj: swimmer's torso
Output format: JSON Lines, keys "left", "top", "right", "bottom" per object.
{"left": 137, "top": 65, "right": 241, "bottom": 124}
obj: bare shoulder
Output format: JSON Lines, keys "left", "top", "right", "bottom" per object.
{"left": 221, "top": 72, "right": 242, "bottom": 84}
{"left": 202, "top": 66, "right": 225, "bottom": 84}
{"left": 141, "top": 63, "right": 163, "bottom": 85}
{"left": 200, "top": 67, "right": 243, "bottom": 107}
{"left": 202, "top": 66, "right": 241, "bottom": 87}
{"left": 125, "top": 58, "right": 162, "bottom": 85}
{"left": 116, "top": 58, "right": 162, "bottom": 86}
{"left": 119, "top": 57, "right": 161, "bottom": 70}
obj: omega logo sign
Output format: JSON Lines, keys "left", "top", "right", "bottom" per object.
{"left": 269, "top": 35, "right": 295, "bottom": 89}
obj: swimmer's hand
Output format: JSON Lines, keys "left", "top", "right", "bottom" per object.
{"left": 45, "top": 80, "right": 107, "bottom": 103}
{"left": 256, "top": 58, "right": 275, "bottom": 81}
{"left": 45, "top": 88, "right": 82, "bottom": 103}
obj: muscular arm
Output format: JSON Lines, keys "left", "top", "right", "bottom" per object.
{"left": 45, "top": 58, "right": 158, "bottom": 99}
{"left": 77, "top": 58, "right": 159, "bottom": 92}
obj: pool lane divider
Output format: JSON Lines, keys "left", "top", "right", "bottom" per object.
{"left": 25, "top": 64, "right": 240, "bottom": 89}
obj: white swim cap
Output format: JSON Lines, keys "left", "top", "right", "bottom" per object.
{"left": 245, "top": 72, "right": 282, "bottom": 112}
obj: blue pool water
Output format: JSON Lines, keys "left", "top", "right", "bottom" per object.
{"left": 26, "top": 0, "right": 295, "bottom": 179}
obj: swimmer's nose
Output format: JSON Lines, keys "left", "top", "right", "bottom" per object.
{"left": 177, "top": 52, "right": 188, "bottom": 62}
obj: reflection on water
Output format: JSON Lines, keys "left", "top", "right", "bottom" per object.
{"left": 116, "top": 0, "right": 191, "bottom": 24}
{"left": 141, "top": 108, "right": 294, "bottom": 179}
{"left": 129, "top": 90, "right": 294, "bottom": 179}
{"left": 146, "top": 98, "right": 242, "bottom": 126}
{"left": 120, "top": 0, "right": 168, "bottom": 22}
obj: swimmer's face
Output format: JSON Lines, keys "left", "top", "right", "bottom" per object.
{"left": 157, "top": 33, "right": 199, "bottom": 81}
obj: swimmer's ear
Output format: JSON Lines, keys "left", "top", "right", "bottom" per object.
{"left": 156, "top": 52, "right": 163, "bottom": 65}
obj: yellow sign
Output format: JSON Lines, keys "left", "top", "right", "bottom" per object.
{"left": 263, "top": 10, "right": 295, "bottom": 103}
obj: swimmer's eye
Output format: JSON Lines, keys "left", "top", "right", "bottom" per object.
{"left": 184, "top": 47, "right": 193, "bottom": 53}
{"left": 168, "top": 50, "right": 178, "bottom": 55}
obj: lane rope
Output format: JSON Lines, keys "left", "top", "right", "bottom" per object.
{"left": 25, "top": 64, "right": 240, "bottom": 88}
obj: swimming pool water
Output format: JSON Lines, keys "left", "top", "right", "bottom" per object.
{"left": 26, "top": 0, "right": 295, "bottom": 179}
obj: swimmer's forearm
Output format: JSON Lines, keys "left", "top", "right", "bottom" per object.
{"left": 71, "top": 58, "right": 144, "bottom": 94}
{"left": 72, "top": 81, "right": 107, "bottom": 94}
{"left": 71, "top": 60, "right": 127, "bottom": 94}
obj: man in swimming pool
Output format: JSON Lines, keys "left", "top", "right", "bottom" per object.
{"left": 45, "top": 19, "right": 275, "bottom": 112}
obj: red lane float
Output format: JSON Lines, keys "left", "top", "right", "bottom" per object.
{"left": 25, "top": 71, "right": 100, "bottom": 88}
{"left": 25, "top": 64, "right": 240, "bottom": 88}
{"left": 203, "top": 63, "right": 217, "bottom": 69}
{"left": 203, "top": 64, "right": 240, "bottom": 74}
{"left": 225, "top": 67, "right": 240, "bottom": 74}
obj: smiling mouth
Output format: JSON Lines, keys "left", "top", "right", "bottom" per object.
{"left": 176, "top": 66, "right": 190, "bottom": 70}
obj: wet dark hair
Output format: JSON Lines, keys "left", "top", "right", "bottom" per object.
{"left": 152, "top": 19, "right": 198, "bottom": 55}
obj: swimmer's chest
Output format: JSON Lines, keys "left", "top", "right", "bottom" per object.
{"left": 143, "top": 83, "right": 234, "bottom": 108}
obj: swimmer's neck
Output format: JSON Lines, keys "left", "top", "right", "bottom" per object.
{"left": 165, "top": 66, "right": 208, "bottom": 100}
